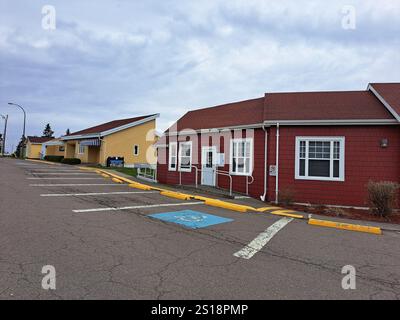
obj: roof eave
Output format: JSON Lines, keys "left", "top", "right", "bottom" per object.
{"left": 61, "top": 114, "right": 160, "bottom": 141}
{"left": 263, "top": 119, "right": 399, "bottom": 126}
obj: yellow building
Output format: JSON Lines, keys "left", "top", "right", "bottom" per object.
{"left": 25, "top": 136, "right": 54, "bottom": 159}
{"left": 42, "top": 139, "right": 65, "bottom": 157}
{"left": 60, "top": 114, "right": 159, "bottom": 166}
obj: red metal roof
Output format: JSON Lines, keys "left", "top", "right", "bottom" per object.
{"left": 27, "top": 136, "right": 54, "bottom": 144}
{"left": 66, "top": 114, "right": 158, "bottom": 137}
{"left": 174, "top": 98, "right": 265, "bottom": 131}
{"left": 264, "top": 90, "right": 394, "bottom": 121}
{"left": 370, "top": 83, "right": 400, "bottom": 119}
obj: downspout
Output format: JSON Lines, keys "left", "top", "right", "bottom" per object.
{"left": 275, "top": 123, "right": 280, "bottom": 204}
{"left": 260, "top": 124, "right": 268, "bottom": 201}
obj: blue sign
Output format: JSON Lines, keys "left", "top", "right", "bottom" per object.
{"left": 149, "top": 210, "right": 233, "bottom": 229}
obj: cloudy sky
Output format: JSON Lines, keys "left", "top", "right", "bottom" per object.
{"left": 0, "top": 0, "right": 399, "bottom": 152}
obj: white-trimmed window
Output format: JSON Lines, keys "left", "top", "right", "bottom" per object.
{"left": 78, "top": 143, "right": 85, "bottom": 154}
{"left": 230, "top": 138, "right": 253, "bottom": 176}
{"left": 178, "top": 141, "right": 192, "bottom": 172}
{"left": 295, "top": 137, "right": 345, "bottom": 181}
{"left": 133, "top": 145, "right": 139, "bottom": 156}
{"left": 168, "top": 142, "right": 177, "bottom": 171}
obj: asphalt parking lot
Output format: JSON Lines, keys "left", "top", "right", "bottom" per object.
{"left": 0, "top": 157, "right": 400, "bottom": 300}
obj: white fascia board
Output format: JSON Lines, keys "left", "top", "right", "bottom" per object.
{"left": 263, "top": 119, "right": 398, "bottom": 126}
{"left": 61, "top": 134, "right": 101, "bottom": 141}
{"left": 100, "top": 114, "right": 160, "bottom": 137}
{"left": 368, "top": 84, "right": 400, "bottom": 122}
{"left": 166, "top": 122, "right": 263, "bottom": 136}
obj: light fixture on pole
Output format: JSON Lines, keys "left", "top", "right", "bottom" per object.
{"left": 8, "top": 102, "right": 26, "bottom": 157}
{"left": 1, "top": 114, "right": 8, "bottom": 156}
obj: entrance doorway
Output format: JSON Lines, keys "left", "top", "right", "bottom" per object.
{"left": 201, "top": 146, "right": 216, "bottom": 186}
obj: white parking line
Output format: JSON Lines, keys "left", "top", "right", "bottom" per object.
{"left": 27, "top": 177, "right": 104, "bottom": 180}
{"left": 234, "top": 217, "right": 294, "bottom": 260}
{"left": 30, "top": 183, "right": 123, "bottom": 187}
{"left": 41, "top": 191, "right": 158, "bottom": 197}
{"left": 73, "top": 202, "right": 203, "bottom": 213}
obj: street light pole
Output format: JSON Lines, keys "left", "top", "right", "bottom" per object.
{"left": 8, "top": 102, "right": 26, "bottom": 158}
{"left": 1, "top": 114, "right": 8, "bottom": 156}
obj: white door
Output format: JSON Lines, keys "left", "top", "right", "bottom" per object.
{"left": 201, "top": 147, "right": 216, "bottom": 186}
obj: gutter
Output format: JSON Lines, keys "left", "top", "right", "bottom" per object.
{"left": 260, "top": 125, "right": 268, "bottom": 201}
{"left": 275, "top": 123, "right": 280, "bottom": 205}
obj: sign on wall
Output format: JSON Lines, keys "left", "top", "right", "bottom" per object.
{"left": 269, "top": 165, "right": 277, "bottom": 177}
{"left": 216, "top": 153, "right": 225, "bottom": 167}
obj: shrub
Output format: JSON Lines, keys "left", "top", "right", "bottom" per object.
{"left": 279, "top": 188, "right": 295, "bottom": 206}
{"left": 61, "top": 158, "right": 81, "bottom": 165}
{"left": 367, "top": 181, "right": 399, "bottom": 217}
{"left": 44, "top": 155, "right": 64, "bottom": 162}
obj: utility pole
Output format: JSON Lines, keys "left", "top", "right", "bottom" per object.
{"left": 1, "top": 114, "right": 8, "bottom": 156}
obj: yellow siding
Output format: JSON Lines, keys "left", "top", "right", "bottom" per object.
{"left": 26, "top": 142, "right": 42, "bottom": 159}
{"left": 101, "top": 120, "right": 157, "bottom": 166}
{"left": 46, "top": 145, "right": 64, "bottom": 157}
{"left": 61, "top": 120, "right": 157, "bottom": 166}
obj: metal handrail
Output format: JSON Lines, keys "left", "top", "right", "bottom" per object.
{"left": 216, "top": 169, "right": 233, "bottom": 197}
{"left": 246, "top": 175, "right": 255, "bottom": 195}
{"left": 179, "top": 165, "right": 200, "bottom": 187}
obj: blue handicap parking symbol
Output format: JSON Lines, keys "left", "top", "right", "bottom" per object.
{"left": 149, "top": 210, "right": 234, "bottom": 229}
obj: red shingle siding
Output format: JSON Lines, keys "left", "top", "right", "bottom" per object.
{"left": 157, "top": 129, "right": 266, "bottom": 198}
{"left": 266, "top": 126, "right": 400, "bottom": 207}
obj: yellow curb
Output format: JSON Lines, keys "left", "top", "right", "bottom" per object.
{"left": 308, "top": 218, "right": 382, "bottom": 235}
{"left": 270, "top": 210, "right": 305, "bottom": 219}
{"left": 204, "top": 199, "right": 251, "bottom": 213}
{"left": 160, "top": 191, "right": 193, "bottom": 201}
{"left": 112, "top": 178, "right": 123, "bottom": 184}
{"left": 26, "top": 159, "right": 59, "bottom": 166}
{"left": 101, "top": 173, "right": 110, "bottom": 178}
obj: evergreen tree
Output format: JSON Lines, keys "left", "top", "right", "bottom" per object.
{"left": 66, "top": 128, "right": 71, "bottom": 135}
{"left": 15, "top": 136, "right": 26, "bottom": 158}
{"left": 43, "top": 123, "right": 54, "bottom": 137}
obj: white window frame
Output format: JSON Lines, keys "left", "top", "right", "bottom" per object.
{"left": 133, "top": 144, "right": 139, "bottom": 156}
{"left": 178, "top": 141, "right": 192, "bottom": 172}
{"left": 229, "top": 138, "right": 253, "bottom": 176}
{"left": 295, "top": 137, "right": 345, "bottom": 182}
{"left": 78, "top": 143, "right": 85, "bottom": 155}
{"left": 168, "top": 142, "right": 177, "bottom": 171}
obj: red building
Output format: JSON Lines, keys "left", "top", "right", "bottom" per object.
{"left": 157, "top": 83, "right": 400, "bottom": 208}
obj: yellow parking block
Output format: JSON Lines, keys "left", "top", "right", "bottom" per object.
{"left": 193, "top": 195, "right": 212, "bottom": 201}
{"left": 129, "top": 183, "right": 152, "bottom": 191}
{"left": 308, "top": 218, "right": 382, "bottom": 235}
{"left": 256, "top": 206, "right": 282, "bottom": 212}
{"left": 204, "top": 199, "right": 252, "bottom": 213}
{"left": 270, "top": 210, "right": 305, "bottom": 219}
{"left": 112, "top": 178, "right": 123, "bottom": 184}
{"left": 160, "top": 191, "right": 193, "bottom": 200}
